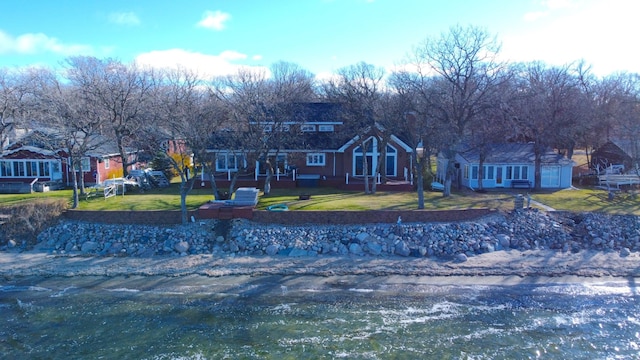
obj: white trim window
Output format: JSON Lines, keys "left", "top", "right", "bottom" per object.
{"left": 0, "top": 160, "right": 11, "bottom": 177}
{"left": 506, "top": 165, "right": 528, "bottom": 180}
{"left": 0, "top": 159, "right": 56, "bottom": 178}
{"left": 318, "top": 124, "right": 334, "bottom": 132}
{"left": 301, "top": 124, "right": 316, "bottom": 132}
{"left": 385, "top": 144, "right": 397, "bottom": 176}
{"left": 306, "top": 153, "right": 325, "bottom": 166}
{"left": 104, "top": 158, "right": 110, "bottom": 169}
{"left": 216, "top": 153, "right": 244, "bottom": 171}
{"left": 70, "top": 157, "right": 91, "bottom": 172}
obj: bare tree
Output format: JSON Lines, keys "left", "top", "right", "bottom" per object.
{"left": 212, "top": 63, "right": 316, "bottom": 196}
{"left": 211, "top": 68, "right": 274, "bottom": 196}
{"left": 408, "top": 25, "right": 505, "bottom": 196}
{"left": 30, "top": 68, "right": 108, "bottom": 208}
{"left": 607, "top": 73, "right": 640, "bottom": 174}
{"left": 509, "top": 62, "right": 583, "bottom": 190}
{"left": 388, "top": 70, "right": 450, "bottom": 207}
{"left": 143, "top": 67, "right": 229, "bottom": 224}
{"left": 262, "top": 61, "right": 316, "bottom": 194}
{"left": 322, "top": 62, "right": 386, "bottom": 194}
{"left": 64, "top": 56, "right": 154, "bottom": 177}
{"left": 0, "top": 68, "right": 32, "bottom": 149}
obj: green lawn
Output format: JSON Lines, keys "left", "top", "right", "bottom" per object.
{"left": 1, "top": 184, "right": 639, "bottom": 214}
{"left": 258, "top": 188, "right": 515, "bottom": 211}
{"left": 531, "top": 187, "right": 640, "bottom": 215}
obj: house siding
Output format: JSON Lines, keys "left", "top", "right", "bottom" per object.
{"left": 450, "top": 144, "right": 573, "bottom": 190}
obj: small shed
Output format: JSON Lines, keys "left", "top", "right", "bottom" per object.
{"left": 591, "top": 139, "right": 639, "bottom": 174}
{"left": 440, "top": 143, "right": 575, "bottom": 190}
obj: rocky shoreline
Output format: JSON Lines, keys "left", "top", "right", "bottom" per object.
{"left": 21, "top": 209, "right": 640, "bottom": 261}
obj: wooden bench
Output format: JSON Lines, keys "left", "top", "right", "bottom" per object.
{"left": 511, "top": 180, "right": 531, "bottom": 189}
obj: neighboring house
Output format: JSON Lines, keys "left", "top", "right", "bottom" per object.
{"left": 439, "top": 143, "right": 574, "bottom": 190}
{"left": 591, "top": 139, "right": 640, "bottom": 174}
{"left": 0, "top": 137, "right": 137, "bottom": 188}
{"left": 205, "top": 102, "right": 415, "bottom": 190}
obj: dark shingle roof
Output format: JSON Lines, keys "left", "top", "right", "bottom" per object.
{"left": 458, "top": 143, "right": 574, "bottom": 165}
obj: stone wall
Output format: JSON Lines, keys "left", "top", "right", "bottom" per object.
{"left": 64, "top": 208, "right": 494, "bottom": 226}
{"left": 252, "top": 208, "right": 494, "bottom": 225}
{"left": 64, "top": 210, "right": 197, "bottom": 225}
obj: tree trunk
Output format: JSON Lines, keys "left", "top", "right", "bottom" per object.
{"left": 534, "top": 151, "right": 542, "bottom": 191}
{"left": 264, "top": 160, "right": 273, "bottom": 195}
{"left": 363, "top": 152, "right": 371, "bottom": 194}
{"left": 416, "top": 155, "right": 425, "bottom": 209}
{"left": 71, "top": 170, "right": 79, "bottom": 209}
{"left": 477, "top": 153, "right": 485, "bottom": 192}
{"left": 442, "top": 149, "right": 456, "bottom": 197}
{"left": 205, "top": 166, "right": 221, "bottom": 200}
{"left": 78, "top": 161, "right": 86, "bottom": 195}
{"left": 228, "top": 170, "right": 240, "bottom": 197}
{"left": 264, "top": 168, "right": 272, "bottom": 196}
{"left": 179, "top": 176, "right": 195, "bottom": 225}
{"left": 116, "top": 133, "right": 130, "bottom": 177}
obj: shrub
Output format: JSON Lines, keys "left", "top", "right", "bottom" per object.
{"left": 0, "top": 198, "right": 69, "bottom": 249}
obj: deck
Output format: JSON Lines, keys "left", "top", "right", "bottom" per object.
{"left": 597, "top": 174, "right": 640, "bottom": 190}
{"left": 195, "top": 175, "right": 414, "bottom": 192}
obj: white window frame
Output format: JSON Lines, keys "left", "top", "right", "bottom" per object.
{"left": 69, "top": 157, "right": 90, "bottom": 172}
{"left": 104, "top": 158, "right": 110, "bottom": 169}
{"left": 318, "top": 124, "right": 334, "bottom": 132}
{"left": 301, "top": 124, "right": 316, "bottom": 132}
{"left": 306, "top": 153, "right": 326, "bottom": 166}
{"left": 216, "top": 153, "right": 244, "bottom": 172}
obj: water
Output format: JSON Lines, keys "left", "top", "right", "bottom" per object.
{"left": 1, "top": 275, "right": 639, "bottom": 359}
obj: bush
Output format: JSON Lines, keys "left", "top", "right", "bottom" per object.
{"left": 0, "top": 198, "right": 68, "bottom": 249}
{"left": 149, "top": 152, "right": 179, "bottom": 181}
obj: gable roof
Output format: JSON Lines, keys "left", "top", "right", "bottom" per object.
{"left": 1, "top": 145, "right": 58, "bottom": 159}
{"left": 607, "top": 139, "right": 640, "bottom": 158}
{"left": 457, "top": 143, "right": 574, "bottom": 166}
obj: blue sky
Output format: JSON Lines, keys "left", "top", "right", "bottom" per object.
{"left": 0, "top": 0, "right": 637, "bottom": 79}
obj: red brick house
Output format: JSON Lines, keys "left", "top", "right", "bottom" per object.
{"left": 0, "top": 140, "right": 137, "bottom": 192}
{"left": 201, "top": 103, "right": 415, "bottom": 191}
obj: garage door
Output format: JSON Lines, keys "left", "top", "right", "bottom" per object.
{"left": 541, "top": 166, "right": 560, "bottom": 188}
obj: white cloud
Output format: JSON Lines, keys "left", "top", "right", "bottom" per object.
{"left": 219, "top": 50, "right": 246, "bottom": 61}
{"left": 503, "top": 0, "right": 640, "bottom": 75}
{"left": 109, "top": 12, "right": 141, "bottom": 26}
{"left": 0, "top": 30, "right": 93, "bottom": 55}
{"left": 197, "top": 10, "right": 231, "bottom": 31}
{"left": 523, "top": 11, "right": 546, "bottom": 22}
{"left": 134, "top": 48, "right": 268, "bottom": 78}
{"left": 252, "top": 55, "right": 263, "bottom": 61}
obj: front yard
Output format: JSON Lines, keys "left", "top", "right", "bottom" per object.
{"left": 1, "top": 183, "right": 639, "bottom": 215}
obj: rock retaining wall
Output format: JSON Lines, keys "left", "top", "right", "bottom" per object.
{"left": 65, "top": 208, "right": 494, "bottom": 226}
{"left": 29, "top": 209, "right": 640, "bottom": 260}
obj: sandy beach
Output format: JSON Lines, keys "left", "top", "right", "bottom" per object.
{"left": 1, "top": 248, "right": 639, "bottom": 287}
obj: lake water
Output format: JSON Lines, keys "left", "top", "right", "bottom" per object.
{"left": 1, "top": 275, "right": 639, "bottom": 359}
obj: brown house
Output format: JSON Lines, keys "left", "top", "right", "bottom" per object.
{"left": 201, "top": 103, "right": 415, "bottom": 191}
{"left": 591, "top": 139, "right": 640, "bottom": 174}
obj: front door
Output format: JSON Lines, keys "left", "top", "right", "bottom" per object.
{"left": 496, "top": 167, "right": 503, "bottom": 186}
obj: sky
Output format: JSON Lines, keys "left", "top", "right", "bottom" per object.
{"left": 0, "top": 0, "right": 638, "bottom": 80}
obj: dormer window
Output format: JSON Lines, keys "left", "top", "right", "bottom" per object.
{"left": 262, "top": 125, "right": 272, "bottom": 132}
{"left": 301, "top": 124, "right": 316, "bottom": 132}
{"left": 318, "top": 125, "right": 334, "bottom": 132}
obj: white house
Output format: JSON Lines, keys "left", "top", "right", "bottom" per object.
{"left": 438, "top": 143, "right": 574, "bottom": 190}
